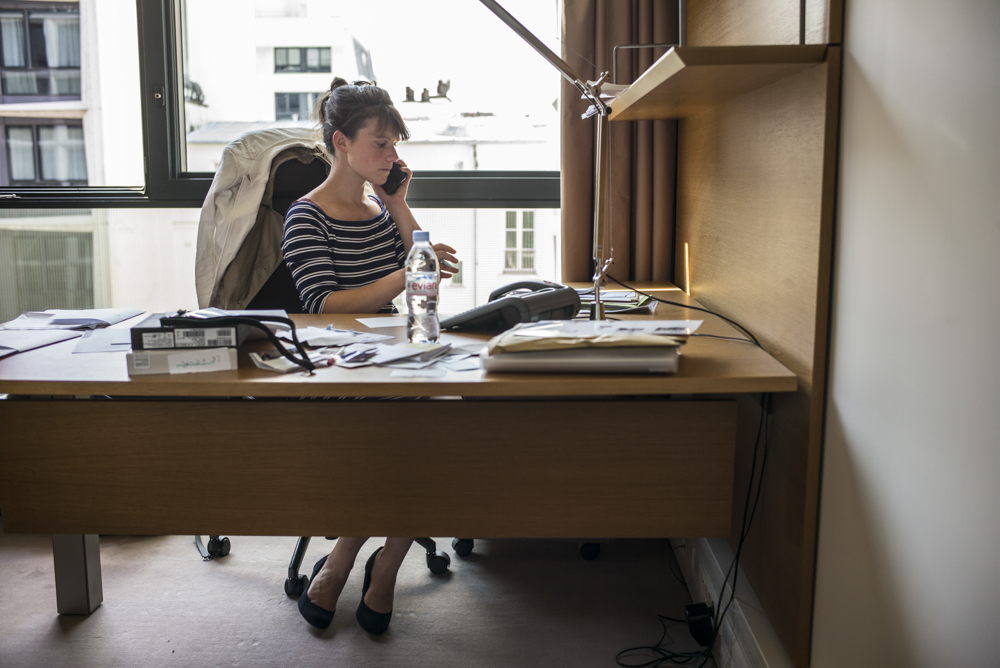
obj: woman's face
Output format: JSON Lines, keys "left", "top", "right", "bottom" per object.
{"left": 340, "top": 119, "right": 400, "bottom": 185}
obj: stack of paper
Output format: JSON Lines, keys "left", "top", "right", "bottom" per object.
{"left": 481, "top": 319, "right": 702, "bottom": 374}
{"left": 575, "top": 289, "right": 657, "bottom": 315}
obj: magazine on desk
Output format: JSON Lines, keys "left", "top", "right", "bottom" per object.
{"left": 481, "top": 319, "right": 702, "bottom": 374}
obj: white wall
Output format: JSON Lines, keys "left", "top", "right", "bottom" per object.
{"left": 812, "top": 1, "right": 1000, "bottom": 666}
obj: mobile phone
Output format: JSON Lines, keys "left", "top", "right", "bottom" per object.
{"left": 383, "top": 162, "right": 407, "bottom": 195}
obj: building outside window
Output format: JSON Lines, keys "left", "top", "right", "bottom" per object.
{"left": 0, "top": 4, "right": 81, "bottom": 102}
{"left": 2, "top": 120, "right": 86, "bottom": 185}
{"left": 504, "top": 210, "right": 534, "bottom": 273}
{"left": 274, "top": 92, "right": 321, "bottom": 121}
{"left": 274, "top": 47, "right": 330, "bottom": 73}
{"left": 449, "top": 260, "right": 463, "bottom": 286}
{"left": 0, "top": 227, "right": 93, "bottom": 322}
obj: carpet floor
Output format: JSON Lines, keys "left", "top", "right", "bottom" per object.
{"left": 0, "top": 527, "right": 711, "bottom": 667}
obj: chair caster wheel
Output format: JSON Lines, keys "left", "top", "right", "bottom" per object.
{"left": 285, "top": 575, "right": 308, "bottom": 597}
{"left": 579, "top": 542, "right": 601, "bottom": 560}
{"left": 451, "top": 538, "right": 474, "bottom": 557}
{"left": 426, "top": 550, "right": 451, "bottom": 574}
{"left": 208, "top": 536, "right": 231, "bottom": 558}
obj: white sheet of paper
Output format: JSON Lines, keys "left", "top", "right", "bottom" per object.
{"left": 72, "top": 328, "right": 133, "bottom": 353}
{"left": 356, "top": 316, "right": 407, "bottom": 328}
{"left": 167, "top": 348, "right": 235, "bottom": 374}
{"left": 383, "top": 359, "right": 439, "bottom": 370}
{"left": 509, "top": 319, "right": 703, "bottom": 338}
{"left": 445, "top": 343, "right": 486, "bottom": 357}
{"left": 441, "top": 357, "right": 482, "bottom": 372}
{"left": 1, "top": 308, "right": 143, "bottom": 330}
{"left": 0, "top": 329, "right": 82, "bottom": 357}
{"left": 279, "top": 327, "right": 393, "bottom": 346}
{"left": 389, "top": 368, "right": 447, "bottom": 378}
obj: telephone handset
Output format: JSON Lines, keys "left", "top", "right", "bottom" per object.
{"left": 440, "top": 279, "right": 581, "bottom": 332}
{"left": 487, "top": 279, "right": 561, "bottom": 302}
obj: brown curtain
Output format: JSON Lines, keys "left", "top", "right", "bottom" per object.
{"left": 561, "top": 0, "right": 679, "bottom": 284}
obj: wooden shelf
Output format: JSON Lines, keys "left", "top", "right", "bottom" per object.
{"left": 608, "top": 45, "right": 827, "bottom": 121}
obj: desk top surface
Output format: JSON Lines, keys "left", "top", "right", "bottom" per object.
{"left": 0, "top": 284, "right": 797, "bottom": 397}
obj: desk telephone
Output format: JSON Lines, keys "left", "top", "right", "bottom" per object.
{"left": 440, "top": 280, "right": 581, "bottom": 332}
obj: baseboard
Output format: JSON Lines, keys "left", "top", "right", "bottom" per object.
{"left": 670, "top": 538, "right": 794, "bottom": 668}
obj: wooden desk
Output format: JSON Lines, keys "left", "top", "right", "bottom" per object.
{"left": 0, "top": 284, "right": 795, "bottom": 613}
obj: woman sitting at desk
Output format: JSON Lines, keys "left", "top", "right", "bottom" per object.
{"left": 282, "top": 78, "right": 458, "bottom": 635}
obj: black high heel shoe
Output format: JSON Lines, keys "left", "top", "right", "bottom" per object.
{"left": 298, "top": 555, "right": 335, "bottom": 629}
{"left": 356, "top": 547, "right": 392, "bottom": 635}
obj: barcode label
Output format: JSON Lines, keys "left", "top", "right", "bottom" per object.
{"left": 175, "top": 328, "right": 236, "bottom": 348}
{"left": 142, "top": 332, "right": 175, "bottom": 349}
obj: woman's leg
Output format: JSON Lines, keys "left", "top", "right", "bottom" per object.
{"left": 307, "top": 536, "right": 369, "bottom": 611}
{"left": 363, "top": 537, "right": 414, "bottom": 613}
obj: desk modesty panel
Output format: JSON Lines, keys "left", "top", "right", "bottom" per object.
{"left": 0, "top": 399, "right": 737, "bottom": 538}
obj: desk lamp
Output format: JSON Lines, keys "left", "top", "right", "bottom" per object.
{"left": 478, "top": 0, "right": 615, "bottom": 319}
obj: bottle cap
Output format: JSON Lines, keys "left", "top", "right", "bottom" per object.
{"left": 412, "top": 230, "right": 430, "bottom": 243}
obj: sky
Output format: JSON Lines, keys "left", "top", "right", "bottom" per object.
{"left": 335, "top": 0, "right": 564, "bottom": 115}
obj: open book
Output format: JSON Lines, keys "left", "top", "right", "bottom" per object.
{"left": 1, "top": 308, "right": 144, "bottom": 331}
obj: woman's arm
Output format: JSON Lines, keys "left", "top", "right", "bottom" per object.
{"left": 373, "top": 160, "right": 460, "bottom": 278}
{"left": 320, "top": 268, "right": 405, "bottom": 313}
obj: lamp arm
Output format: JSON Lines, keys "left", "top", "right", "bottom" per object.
{"left": 477, "top": 0, "right": 604, "bottom": 105}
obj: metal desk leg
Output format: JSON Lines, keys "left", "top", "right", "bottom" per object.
{"left": 52, "top": 535, "right": 103, "bottom": 614}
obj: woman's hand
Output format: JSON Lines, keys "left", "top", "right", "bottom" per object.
{"left": 434, "top": 243, "right": 459, "bottom": 278}
{"left": 374, "top": 159, "right": 412, "bottom": 203}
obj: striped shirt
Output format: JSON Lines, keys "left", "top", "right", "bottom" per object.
{"left": 282, "top": 197, "right": 405, "bottom": 313}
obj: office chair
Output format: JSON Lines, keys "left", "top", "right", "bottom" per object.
{"left": 199, "top": 146, "right": 466, "bottom": 593}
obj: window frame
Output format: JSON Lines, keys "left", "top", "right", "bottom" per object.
{"left": 0, "top": 0, "right": 560, "bottom": 210}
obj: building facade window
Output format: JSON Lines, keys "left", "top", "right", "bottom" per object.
{"left": 2, "top": 120, "right": 87, "bottom": 185}
{"left": 274, "top": 92, "right": 321, "bottom": 121}
{"left": 0, "top": 4, "right": 81, "bottom": 102}
{"left": 504, "top": 210, "right": 535, "bottom": 273}
{"left": 0, "top": 228, "right": 93, "bottom": 322}
{"left": 274, "top": 47, "right": 331, "bottom": 73}
{"left": 449, "top": 259, "right": 463, "bottom": 286}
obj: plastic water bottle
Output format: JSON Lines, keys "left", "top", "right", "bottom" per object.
{"left": 405, "top": 230, "right": 440, "bottom": 343}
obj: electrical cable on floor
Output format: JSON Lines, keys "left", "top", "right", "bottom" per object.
{"left": 615, "top": 393, "right": 771, "bottom": 667}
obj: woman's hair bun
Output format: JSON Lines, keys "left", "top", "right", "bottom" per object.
{"left": 314, "top": 76, "right": 409, "bottom": 157}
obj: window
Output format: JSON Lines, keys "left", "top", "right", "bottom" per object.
{"left": 0, "top": 1, "right": 558, "bottom": 209}
{"left": 275, "top": 92, "right": 321, "bottom": 121}
{"left": 0, "top": 5, "right": 81, "bottom": 102}
{"left": 274, "top": 47, "right": 331, "bottom": 73}
{"left": 0, "top": 226, "right": 93, "bottom": 321}
{"left": 504, "top": 211, "right": 535, "bottom": 273}
{"left": 141, "top": 0, "right": 560, "bottom": 206}
{"left": 0, "top": 208, "right": 200, "bottom": 320}
{"left": 2, "top": 120, "right": 86, "bottom": 185}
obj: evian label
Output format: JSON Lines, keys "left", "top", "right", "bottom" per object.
{"left": 406, "top": 276, "right": 439, "bottom": 296}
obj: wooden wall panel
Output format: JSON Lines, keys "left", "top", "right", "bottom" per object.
{"left": 688, "top": 0, "right": 843, "bottom": 46}
{"left": 677, "top": 64, "right": 827, "bottom": 378}
{"left": 688, "top": 0, "right": 801, "bottom": 46}
{"left": 805, "top": 0, "right": 844, "bottom": 44}
{"left": 674, "top": 53, "right": 842, "bottom": 666}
